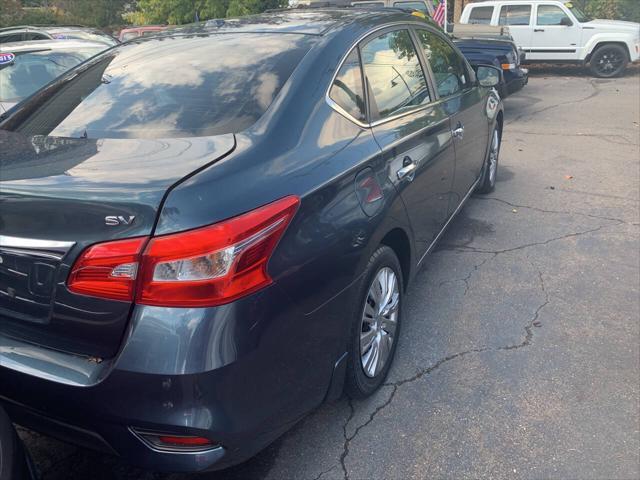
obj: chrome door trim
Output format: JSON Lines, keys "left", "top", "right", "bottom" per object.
{"left": 0, "top": 235, "right": 75, "bottom": 253}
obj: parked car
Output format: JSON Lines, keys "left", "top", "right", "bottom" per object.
{"left": 451, "top": 24, "right": 528, "bottom": 97}
{"left": 460, "top": 0, "right": 640, "bottom": 77}
{"left": 0, "top": 25, "right": 118, "bottom": 46}
{"left": 118, "top": 25, "right": 168, "bottom": 41}
{"left": 0, "top": 9, "right": 503, "bottom": 473}
{"left": 0, "top": 40, "right": 107, "bottom": 113}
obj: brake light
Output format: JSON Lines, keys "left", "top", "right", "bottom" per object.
{"left": 67, "top": 237, "right": 148, "bottom": 301}
{"left": 67, "top": 196, "right": 299, "bottom": 307}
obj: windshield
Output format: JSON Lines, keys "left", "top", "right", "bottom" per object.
{"left": 0, "top": 48, "right": 103, "bottom": 103}
{"left": 4, "top": 33, "right": 315, "bottom": 139}
{"left": 564, "top": 2, "right": 591, "bottom": 22}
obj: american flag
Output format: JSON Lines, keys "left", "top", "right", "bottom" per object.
{"left": 432, "top": 0, "right": 445, "bottom": 27}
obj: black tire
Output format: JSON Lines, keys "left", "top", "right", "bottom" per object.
{"left": 0, "top": 408, "right": 31, "bottom": 480}
{"left": 344, "top": 246, "right": 403, "bottom": 399}
{"left": 476, "top": 124, "right": 501, "bottom": 194}
{"left": 589, "top": 44, "right": 628, "bottom": 78}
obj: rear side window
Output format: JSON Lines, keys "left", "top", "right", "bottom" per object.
{"left": 24, "top": 33, "right": 50, "bottom": 41}
{"left": 468, "top": 6, "right": 494, "bottom": 24}
{"left": 499, "top": 5, "right": 532, "bottom": 25}
{"left": 416, "top": 30, "right": 469, "bottom": 98}
{"left": 329, "top": 49, "right": 366, "bottom": 122}
{"left": 361, "top": 29, "right": 430, "bottom": 120}
{"left": 0, "top": 49, "right": 102, "bottom": 103}
{"left": 7, "top": 34, "right": 315, "bottom": 139}
{"left": 537, "top": 5, "right": 571, "bottom": 25}
{"left": 0, "top": 33, "right": 24, "bottom": 43}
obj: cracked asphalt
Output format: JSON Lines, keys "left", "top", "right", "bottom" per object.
{"left": 19, "top": 67, "right": 640, "bottom": 479}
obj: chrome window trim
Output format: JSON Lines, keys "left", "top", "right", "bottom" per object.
{"left": 0, "top": 235, "right": 75, "bottom": 253}
{"left": 325, "top": 20, "right": 439, "bottom": 129}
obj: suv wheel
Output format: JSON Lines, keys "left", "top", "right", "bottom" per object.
{"left": 344, "top": 246, "right": 403, "bottom": 399}
{"left": 589, "top": 44, "right": 628, "bottom": 78}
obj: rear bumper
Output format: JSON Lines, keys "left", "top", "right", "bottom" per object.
{"left": 0, "top": 282, "right": 351, "bottom": 472}
{"left": 504, "top": 68, "right": 528, "bottom": 96}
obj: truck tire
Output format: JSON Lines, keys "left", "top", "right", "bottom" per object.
{"left": 589, "top": 44, "right": 628, "bottom": 78}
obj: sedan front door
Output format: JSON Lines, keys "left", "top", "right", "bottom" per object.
{"left": 362, "top": 27, "right": 456, "bottom": 258}
{"left": 415, "top": 29, "right": 489, "bottom": 209}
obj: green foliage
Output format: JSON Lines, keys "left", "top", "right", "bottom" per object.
{"left": 573, "top": 0, "right": 640, "bottom": 22}
{"left": 130, "top": 0, "right": 285, "bottom": 25}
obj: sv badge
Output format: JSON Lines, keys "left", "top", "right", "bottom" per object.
{"left": 105, "top": 215, "right": 136, "bottom": 226}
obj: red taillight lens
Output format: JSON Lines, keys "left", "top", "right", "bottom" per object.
{"left": 68, "top": 196, "right": 299, "bottom": 306}
{"left": 137, "top": 196, "right": 299, "bottom": 307}
{"left": 67, "top": 237, "right": 148, "bottom": 301}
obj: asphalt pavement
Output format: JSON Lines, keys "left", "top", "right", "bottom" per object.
{"left": 19, "top": 66, "right": 640, "bottom": 480}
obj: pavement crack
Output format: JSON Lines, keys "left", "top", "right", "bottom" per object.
{"left": 339, "top": 397, "right": 356, "bottom": 480}
{"left": 500, "top": 267, "right": 549, "bottom": 351}
{"left": 439, "top": 254, "right": 497, "bottom": 296}
{"left": 311, "top": 465, "right": 337, "bottom": 480}
{"left": 439, "top": 221, "right": 620, "bottom": 256}
{"left": 476, "top": 196, "right": 632, "bottom": 225}
{"left": 338, "top": 265, "right": 553, "bottom": 476}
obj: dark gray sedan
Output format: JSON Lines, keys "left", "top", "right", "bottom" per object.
{"left": 0, "top": 9, "right": 502, "bottom": 473}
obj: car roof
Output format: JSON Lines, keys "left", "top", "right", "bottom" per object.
{"left": 163, "top": 8, "right": 427, "bottom": 37}
{"left": 0, "top": 39, "right": 108, "bottom": 52}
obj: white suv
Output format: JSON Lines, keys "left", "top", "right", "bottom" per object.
{"left": 460, "top": 0, "right": 640, "bottom": 77}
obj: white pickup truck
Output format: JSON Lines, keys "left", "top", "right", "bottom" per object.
{"left": 460, "top": 0, "right": 640, "bottom": 77}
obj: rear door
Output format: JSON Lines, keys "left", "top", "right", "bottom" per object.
{"left": 497, "top": 3, "right": 534, "bottom": 50}
{"left": 363, "top": 27, "right": 456, "bottom": 257}
{"left": 414, "top": 29, "right": 488, "bottom": 210}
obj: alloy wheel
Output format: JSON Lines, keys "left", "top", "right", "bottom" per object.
{"left": 594, "top": 49, "right": 624, "bottom": 77}
{"left": 360, "top": 267, "right": 400, "bottom": 378}
{"left": 489, "top": 128, "right": 499, "bottom": 185}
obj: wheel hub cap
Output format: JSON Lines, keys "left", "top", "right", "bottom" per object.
{"left": 360, "top": 267, "right": 399, "bottom": 378}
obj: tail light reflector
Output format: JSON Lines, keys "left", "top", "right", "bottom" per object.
{"left": 67, "top": 237, "right": 147, "bottom": 301}
{"left": 130, "top": 428, "right": 218, "bottom": 452}
{"left": 67, "top": 196, "right": 299, "bottom": 307}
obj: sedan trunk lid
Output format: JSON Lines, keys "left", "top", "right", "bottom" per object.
{"left": 0, "top": 131, "right": 235, "bottom": 358}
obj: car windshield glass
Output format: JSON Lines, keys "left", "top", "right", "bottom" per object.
{"left": 564, "top": 2, "right": 591, "bottom": 22}
{"left": 6, "top": 33, "right": 315, "bottom": 139}
{"left": 0, "top": 48, "right": 103, "bottom": 103}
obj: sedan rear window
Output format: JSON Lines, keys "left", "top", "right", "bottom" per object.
{"left": 7, "top": 33, "right": 315, "bottom": 139}
{"left": 0, "top": 48, "right": 103, "bottom": 103}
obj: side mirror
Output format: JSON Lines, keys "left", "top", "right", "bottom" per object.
{"left": 560, "top": 16, "right": 573, "bottom": 26}
{"left": 475, "top": 65, "right": 501, "bottom": 88}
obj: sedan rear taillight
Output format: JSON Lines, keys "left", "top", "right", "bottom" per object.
{"left": 67, "top": 196, "right": 299, "bottom": 307}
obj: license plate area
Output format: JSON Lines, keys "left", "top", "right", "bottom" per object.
{"left": 0, "top": 247, "right": 62, "bottom": 324}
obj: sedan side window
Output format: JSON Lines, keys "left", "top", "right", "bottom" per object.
{"left": 416, "top": 30, "right": 469, "bottom": 98}
{"left": 537, "top": 5, "right": 572, "bottom": 25}
{"left": 329, "top": 48, "right": 366, "bottom": 122}
{"left": 498, "top": 5, "right": 532, "bottom": 25}
{"left": 360, "top": 29, "right": 430, "bottom": 120}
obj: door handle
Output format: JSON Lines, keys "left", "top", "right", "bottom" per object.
{"left": 396, "top": 156, "right": 416, "bottom": 181}
{"left": 452, "top": 124, "right": 464, "bottom": 140}
{"left": 534, "top": 28, "right": 545, "bottom": 32}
